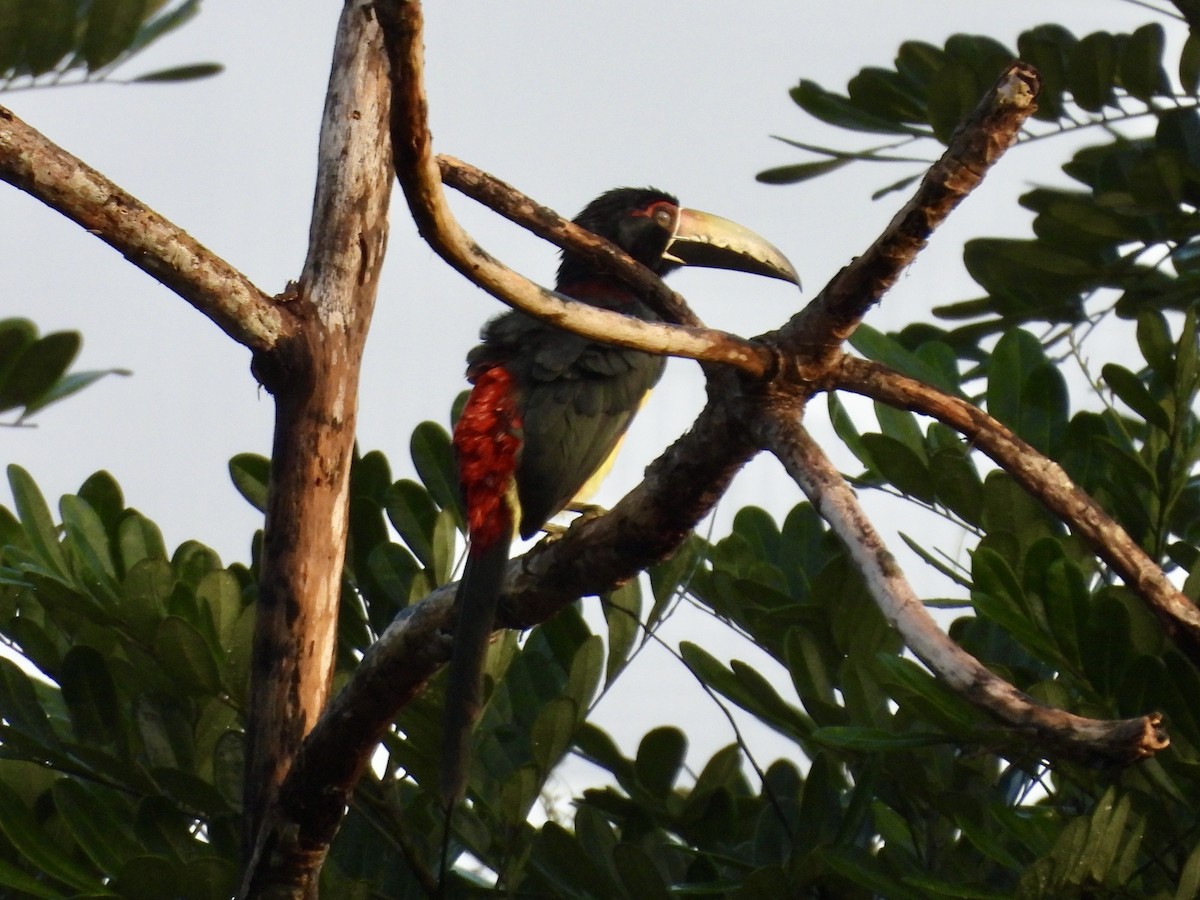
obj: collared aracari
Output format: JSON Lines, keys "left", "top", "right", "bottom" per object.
{"left": 442, "top": 187, "right": 799, "bottom": 807}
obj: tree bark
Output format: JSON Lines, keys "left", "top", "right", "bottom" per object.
{"left": 239, "top": 2, "right": 392, "bottom": 896}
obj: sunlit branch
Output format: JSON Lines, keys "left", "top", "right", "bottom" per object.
{"left": 0, "top": 105, "right": 287, "bottom": 354}
{"left": 765, "top": 410, "right": 1168, "bottom": 763}
{"left": 772, "top": 62, "right": 1041, "bottom": 380}
{"left": 376, "top": 0, "right": 775, "bottom": 377}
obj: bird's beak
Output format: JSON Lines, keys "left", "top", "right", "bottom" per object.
{"left": 664, "top": 208, "right": 800, "bottom": 287}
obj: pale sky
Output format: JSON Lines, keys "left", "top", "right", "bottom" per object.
{"left": 1, "top": 1, "right": 1161, "bottom": 788}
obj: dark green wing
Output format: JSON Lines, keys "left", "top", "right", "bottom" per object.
{"left": 472, "top": 309, "right": 665, "bottom": 539}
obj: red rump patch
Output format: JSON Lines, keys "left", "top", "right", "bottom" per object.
{"left": 453, "top": 364, "right": 522, "bottom": 550}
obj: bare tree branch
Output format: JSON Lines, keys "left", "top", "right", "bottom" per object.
{"left": 243, "top": 50, "right": 1064, "bottom": 891}
{"left": 252, "top": 367, "right": 766, "bottom": 896}
{"left": 0, "top": 105, "right": 288, "bottom": 354}
{"left": 831, "top": 353, "right": 1200, "bottom": 659}
{"left": 771, "top": 62, "right": 1041, "bottom": 379}
{"left": 239, "top": 1, "right": 392, "bottom": 896}
{"left": 761, "top": 410, "right": 1168, "bottom": 763}
{"left": 437, "top": 154, "right": 704, "bottom": 328}
{"left": 375, "top": 0, "right": 776, "bottom": 377}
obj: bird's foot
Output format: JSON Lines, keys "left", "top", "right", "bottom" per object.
{"left": 539, "top": 503, "right": 609, "bottom": 540}
{"left": 566, "top": 501, "right": 608, "bottom": 523}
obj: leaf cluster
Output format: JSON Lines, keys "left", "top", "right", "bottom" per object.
{"left": 0, "top": 318, "right": 128, "bottom": 426}
{"left": 0, "top": 0, "right": 221, "bottom": 90}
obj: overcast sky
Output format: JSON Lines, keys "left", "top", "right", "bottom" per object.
{"left": 1, "top": 1, "right": 1163, "bottom": 786}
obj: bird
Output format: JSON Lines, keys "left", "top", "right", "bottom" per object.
{"left": 441, "top": 187, "right": 799, "bottom": 809}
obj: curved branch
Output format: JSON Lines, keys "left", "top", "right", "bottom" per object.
{"left": 772, "top": 62, "right": 1041, "bottom": 379}
{"left": 437, "top": 155, "right": 702, "bottom": 327}
{"left": 831, "top": 353, "right": 1200, "bottom": 658}
{"left": 761, "top": 410, "right": 1168, "bottom": 763}
{"left": 374, "top": 0, "right": 775, "bottom": 377}
{"left": 0, "top": 105, "right": 288, "bottom": 354}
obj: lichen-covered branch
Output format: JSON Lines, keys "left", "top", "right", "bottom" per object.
{"left": 0, "top": 105, "right": 287, "bottom": 354}
{"left": 762, "top": 410, "right": 1168, "bottom": 763}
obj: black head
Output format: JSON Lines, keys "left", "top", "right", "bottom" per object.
{"left": 557, "top": 187, "right": 682, "bottom": 286}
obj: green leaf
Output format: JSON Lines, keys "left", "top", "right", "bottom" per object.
{"left": 110, "top": 855, "right": 180, "bottom": 900}
{"left": 429, "top": 508, "right": 459, "bottom": 586}
{"left": 613, "top": 843, "right": 671, "bottom": 900}
{"left": 82, "top": 0, "right": 151, "bottom": 71}
{"left": 1102, "top": 363, "right": 1171, "bottom": 432}
{"left": 848, "top": 66, "right": 926, "bottom": 123}
{"left": 1136, "top": 310, "right": 1175, "bottom": 376}
{"left": 926, "top": 57, "right": 980, "bottom": 143}
{"left": 929, "top": 445, "right": 984, "bottom": 524}
{"left": 52, "top": 779, "right": 140, "bottom": 875}
{"left": 530, "top": 697, "right": 576, "bottom": 777}
{"left": 196, "top": 569, "right": 243, "bottom": 646}
{"left": 601, "top": 580, "right": 640, "bottom": 685}
{"left": 1068, "top": 31, "right": 1118, "bottom": 112}
{"left": 153, "top": 616, "right": 220, "bottom": 695}
{"left": 410, "top": 421, "right": 462, "bottom": 525}
{"left": 1176, "top": 835, "right": 1200, "bottom": 900}
{"left": 873, "top": 654, "right": 982, "bottom": 733}
{"left": 0, "top": 657, "right": 60, "bottom": 749}
{"left": 860, "top": 433, "right": 933, "bottom": 502}
{"left": 7, "top": 464, "right": 68, "bottom": 577}
{"left": 59, "top": 646, "right": 124, "bottom": 750}
{"left": 789, "top": 79, "right": 928, "bottom": 136}
{"left": 1118, "top": 23, "right": 1169, "bottom": 102}
{"left": 60, "top": 494, "right": 119, "bottom": 597}
{"left": 987, "top": 330, "right": 1068, "bottom": 454}
{"left": 118, "top": 512, "right": 167, "bottom": 572}
{"left": 19, "top": 0, "right": 76, "bottom": 76}
{"left": 849, "top": 324, "right": 962, "bottom": 395}
{"left": 811, "top": 726, "right": 946, "bottom": 751}
{"left": 212, "top": 731, "right": 243, "bottom": 809}
{"left": 131, "top": 62, "right": 223, "bottom": 82}
{"left": 228, "top": 454, "right": 269, "bottom": 513}
{"left": 0, "top": 855, "right": 68, "bottom": 898}
{"left": 23, "top": 368, "right": 129, "bottom": 417}
{"left": 0, "top": 780, "right": 101, "bottom": 892}
{"left": 757, "top": 157, "right": 852, "bottom": 185}
{"left": 384, "top": 479, "right": 438, "bottom": 569}
{"left": 1183, "top": 33, "right": 1200, "bottom": 95}
{"left": 1017, "top": 25, "right": 1076, "bottom": 122}
{"left": 0, "top": 330, "right": 79, "bottom": 412}
{"left": 634, "top": 726, "right": 686, "bottom": 798}
{"left": 680, "top": 643, "right": 812, "bottom": 743}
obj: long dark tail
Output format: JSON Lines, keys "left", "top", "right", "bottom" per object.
{"left": 441, "top": 533, "right": 511, "bottom": 810}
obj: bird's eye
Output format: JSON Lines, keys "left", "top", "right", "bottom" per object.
{"left": 652, "top": 206, "right": 674, "bottom": 230}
